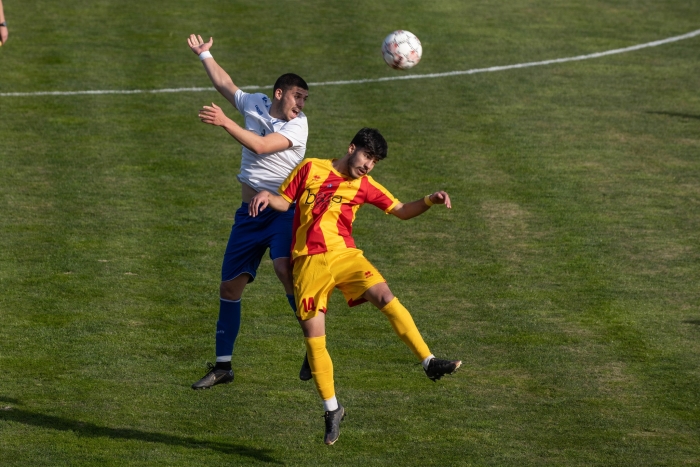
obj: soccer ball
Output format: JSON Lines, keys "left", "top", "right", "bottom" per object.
{"left": 381, "top": 30, "right": 422, "bottom": 70}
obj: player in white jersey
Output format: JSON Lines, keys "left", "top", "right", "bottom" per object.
{"left": 187, "top": 34, "right": 311, "bottom": 389}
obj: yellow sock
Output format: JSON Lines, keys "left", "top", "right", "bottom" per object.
{"left": 380, "top": 297, "right": 432, "bottom": 360}
{"left": 305, "top": 335, "right": 335, "bottom": 401}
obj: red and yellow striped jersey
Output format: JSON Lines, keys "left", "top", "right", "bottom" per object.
{"left": 278, "top": 158, "right": 400, "bottom": 259}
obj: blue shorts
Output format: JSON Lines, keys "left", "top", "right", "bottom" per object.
{"left": 221, "top": 203, "right": 295, "bottom": 283}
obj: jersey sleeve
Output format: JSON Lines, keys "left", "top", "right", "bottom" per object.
{"left": 278, "top": 160, "right": 312, "bottom": 203}
{"left": 364, "top": 176, "right": 400, "bottom": 213}
{"left": 233, "top": 89, "right": 250, "bottom": 115}
{"left": 277, "top": 114, "right": 308, "bottom": 149}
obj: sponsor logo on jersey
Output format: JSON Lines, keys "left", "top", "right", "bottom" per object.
{"left": 255, "top": 105, "right": 264, "bottom": 116}
{"left": 364, "top": 271, "right": 374, "bottom": 278}
{"left": 304, "top": 189, "right": 343, "bottom": 207}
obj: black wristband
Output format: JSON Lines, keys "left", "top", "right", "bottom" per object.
{"left": 0, "top": 22, "right": 7, "bottom": 27}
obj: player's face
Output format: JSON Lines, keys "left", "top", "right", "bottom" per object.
{"left": 346, "top": 146, "right": 378, "bottom": 179}
{"left": 277, "top": 86, "right": 309, "bottom": 121}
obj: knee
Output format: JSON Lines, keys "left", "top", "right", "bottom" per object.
{"left": 220, "top": 279, "right": 245, "bottom": 301}
{"left": 220, "top": 282, "right": 235, "bottom": 300}
{"left": 364, "top": 283, "right": 396, "bottom": 309}
{"left": 373, "top": 288, "right": 395, "bottom": 310}
{"left": 273, "top": 260, "right": 293, "bottom": 283}
{"left": 377, "top": 293, "right": 395, "bottom": 310}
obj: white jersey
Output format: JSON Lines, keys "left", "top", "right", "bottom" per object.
{"left": 233, "top": 89, "right": 308, "bottom": 194}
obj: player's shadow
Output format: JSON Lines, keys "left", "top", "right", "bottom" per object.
{"left": 0, "top": 401, "right": 283, "bottom": 464}
{"left": 646, "top": 111, "right": 700, "bottom": 120}
{"left": 683, "top": 319, "right": 700, "bottom": 326}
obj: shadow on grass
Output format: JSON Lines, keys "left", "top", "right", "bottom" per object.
{"left": 646, "top": 111, "right": 700, "bottom": 120}
{"left": 682, "top": 319, "right": 700, "bottom": 326}
{"left": 0, "top": 403, "right": 283, "bottom": 464}
{"left": 0, "top": 396, "right": 21, "bottom": 404}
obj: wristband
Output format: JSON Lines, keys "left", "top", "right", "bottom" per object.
{"left": 0, "top": 22, "right": 7, "bottom": 27}
{"left": 199, "top": 51, "right": 213, "bottom": 61}
{"left": 424, "top": 194, "right": 434, "bottom": 207}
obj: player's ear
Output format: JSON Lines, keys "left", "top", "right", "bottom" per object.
{"left": 274, "top": 88, "right": 284, "bottom": 101}
{"left": 347, "top": 143, "right": 356, "bottom": 155}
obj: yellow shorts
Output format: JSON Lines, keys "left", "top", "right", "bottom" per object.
{"left": 292, "top": 248, "right": 386, "bottom": 320}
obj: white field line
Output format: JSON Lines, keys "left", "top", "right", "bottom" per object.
{"left": 1, "top": 28, "right": 699, "bottom": 98}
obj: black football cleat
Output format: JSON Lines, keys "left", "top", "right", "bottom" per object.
{"left": 424, "top": 358, "right": 462, "bottom": 382}
{"left": 323, "top": 404, "right": 345, "bottom": 445}
{"left": 299, "top": 353, "right": 312, "bottom": 381}
{"left": 191, "top": 362, "right": 234, "bottom": 390}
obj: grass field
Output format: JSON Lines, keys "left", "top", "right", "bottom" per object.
{"left": 1, "top": 0, "right": 700, "bottom": 465}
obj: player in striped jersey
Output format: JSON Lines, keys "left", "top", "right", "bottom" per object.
{"left": 249, "top": 128, "right": 461, "bottom": 445}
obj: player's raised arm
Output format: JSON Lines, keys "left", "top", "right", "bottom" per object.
{"left": 198, "top": 103, "right": 294, "bottom": 154}
{"left": 188, "top": 34, "right": 240, "bottom": 109}
{"left": 248, "top": 190, "right": 293, "bottom": 217}
{"left": 389, "top": 191, "right": 452, "bottom": 220}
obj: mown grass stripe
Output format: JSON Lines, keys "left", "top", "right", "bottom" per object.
{"left": 1, "top": 28, "right": 698, "bottom": 98}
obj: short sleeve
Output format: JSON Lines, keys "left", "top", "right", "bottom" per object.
{"left": 279, "top": 160, "right": 312, "bottom": 203}
{"left": 233, "top": 89, "right": 250, "bottom": 114}
{"left": 277, "top": 114, "right": 308, "bottom": 149}
{"left": 364, "top": 176, "right": 400, "bottom": 213}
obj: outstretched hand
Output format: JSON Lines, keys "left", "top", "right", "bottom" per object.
{"left": 428, "top": 191, "right": 452, "bottom": 209}
{"left": 198, "top": 103, "right": 229, "bottom": 127}
{"left": 187, "top": 34, "right": 213, "bottom": 55}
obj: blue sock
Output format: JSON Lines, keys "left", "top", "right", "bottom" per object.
{"left": 216, "top": 298, "right": 241, "bottom": 361}
{"left": 286, "top": 294, "right": 297, "bottom": 313}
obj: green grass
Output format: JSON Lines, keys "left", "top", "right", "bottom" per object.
{"left": 1, "top": 0, "right": 699, "bottom": 465}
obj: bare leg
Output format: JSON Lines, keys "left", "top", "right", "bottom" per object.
{"left": 272, "top": 257, "right": 294, "bottom": 295}
{"left": 219, "top": 274, "right": 250, "bottom": 300}
{"left": 362, "top": 282, "right": 395, "bottom": 309}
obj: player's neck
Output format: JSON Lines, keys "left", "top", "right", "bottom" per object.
{"left": 332, "top": 158, "right": 350, "bottom": 178}
{"left": 269, "top": 101, "right": 287, "bottom": 121}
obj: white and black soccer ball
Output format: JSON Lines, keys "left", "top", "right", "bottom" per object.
{"left": 381, "top": 30, "right": 422, "bottom": 70}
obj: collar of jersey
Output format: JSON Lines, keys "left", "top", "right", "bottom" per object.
{"left": 328, "top": 158, "right": 358, "bottom": 182}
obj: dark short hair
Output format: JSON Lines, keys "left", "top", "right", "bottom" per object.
{"left": 273, "top": 73, "right": 308, "bottom": 94}
{"left": 350, "top": 128, "right": 388, "bottom": 160}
